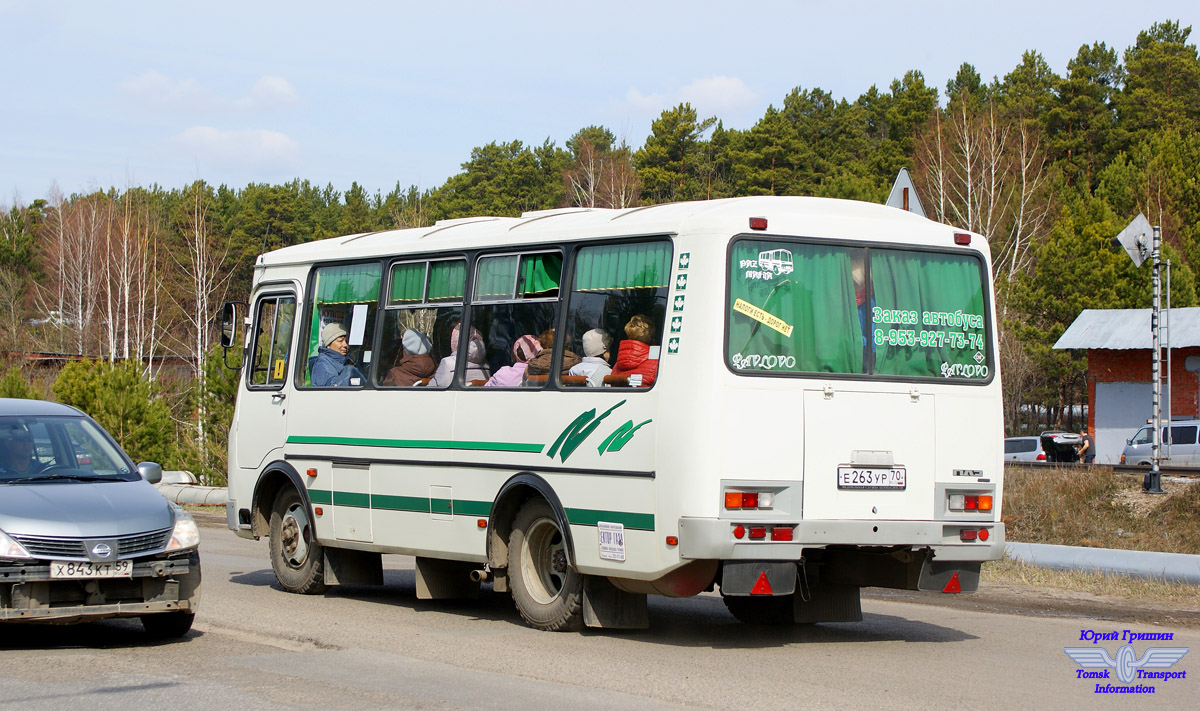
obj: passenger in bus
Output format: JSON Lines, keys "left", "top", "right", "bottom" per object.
{"left": 309, "top": 323, "right": 365, "bottom": 387}
{"left": 382, "top": 329, "right": 436, "bottom": 387}
{"left": 612, "top": 315, "right": 658, "bottom": 387}
{"left": 569, "top": 328, "right": 612, "bottom": 387}
{"left": 524, "top": 328, "right": 580, "bottom": 381}
{"left": 429, "top": 323, "right": 489, "bottom": 387}
{"left": 484, "top": 334, "right": 540, "bottom": 387}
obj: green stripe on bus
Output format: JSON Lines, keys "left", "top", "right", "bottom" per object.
{"left": 305, "top": 492, "right": 648, "bottom": 529}
{"left": 565, "top": 507, "right": 654, "bottom": 531}
{"left": 287, "top": 435, "right": 543, "bottom": 453}
{"left": 333, "top": 491, "right": 370, "bottom": 508}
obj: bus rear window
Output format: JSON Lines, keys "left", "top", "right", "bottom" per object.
{"left": 727, "top": 239, "right": 991, "bottom": 381}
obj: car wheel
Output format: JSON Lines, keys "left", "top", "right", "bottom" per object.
{"left": 141, "top": 610, "right": 195, "bottom": 638}
{"left": 508, "top": 498, "right": 583, "bottom": 631}
{"left": 269, "top": 487, "right": 327, "bottom": 594}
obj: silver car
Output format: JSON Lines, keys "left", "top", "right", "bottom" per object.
{"left": 0, "top": 399, "right": 201, "bottom": 637}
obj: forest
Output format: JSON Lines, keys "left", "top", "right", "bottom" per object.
{"left": 1, "top": 20, "right": 1197, "bottom": 484}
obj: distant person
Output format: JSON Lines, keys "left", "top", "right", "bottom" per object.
{"left": 525, "top": 328, "right": 580, "bottom": 380}
{"left": 484, "top": 334, "right": 541, "bottom": 387}
{"left": 429, "top": 324, "right": 490, "bottom": 387}
{"left": 1077, "top": 430, "right": 1095, "bottom": 465}
{"left": 569, "top": 329, "right": 612, "bottom": 387}
{"left": 612, "top": 315, "right": 659, "bottom": 387}
{"left": 382, "top": 329, "right": 436, "bottom": 387}
{"left": 309, "top": 323, "right": 365, "bottom": 387}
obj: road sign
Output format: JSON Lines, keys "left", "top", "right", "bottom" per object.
{"left": 1114, "top": 213, "right": 1153, "bottom": 268}
{"left": 885, "top": 168, "right": 926, "bottom": 218}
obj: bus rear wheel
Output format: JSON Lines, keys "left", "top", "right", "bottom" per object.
{"left": 722, "top": 594, "right": 796, "bottom": 625}
{"left": 509, "top": 499, "right": 583, "bottom": 631}
{"left": 269, "top": 488, "right": 328, "bottom": 594}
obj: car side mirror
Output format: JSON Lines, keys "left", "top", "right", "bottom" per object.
{"left": 137, "top": 461, "right": 163, "bottom": 484}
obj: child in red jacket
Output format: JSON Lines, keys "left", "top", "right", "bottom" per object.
{"left": 612, "top": 314, "right": 659, "bottom": 387}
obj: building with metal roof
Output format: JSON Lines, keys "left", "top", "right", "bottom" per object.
{"left": 1054, "top": 308, "right": 1200, "bottom": 464}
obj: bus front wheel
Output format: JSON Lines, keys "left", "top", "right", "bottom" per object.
{"left": 269, "top": 487, "right": 328, "bottom": 595}
{"left": 509, "top": 498, "right": 583, "bottom": 631}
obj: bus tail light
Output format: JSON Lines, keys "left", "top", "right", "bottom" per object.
{"left": 978, "top": 528, "right": 990, "bottom": 541}
{"left": 724, "top": 489, "right": 774, "bottom": 509}
{"left": 749, "top": 217, "right": 768, "bottom": 231}
{"left": 949, "top": 493, "right": 993, "bottom": 512}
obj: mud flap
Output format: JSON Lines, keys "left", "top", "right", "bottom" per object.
{"left": 323, "top": 548, "right": 383, "bottom": 586}
{"left": 414, "top": 557, "right": 480, "bottom": 599}
{"left": 582, "top": 576, "right": 648, "bottom": 629}
{"left": 917, "top": 559, "right": 980, "bottom": 593}
{"left": 721, "top": 561, "right": 797, "bottom": 596}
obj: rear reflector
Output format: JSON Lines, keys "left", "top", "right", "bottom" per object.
{"left": 770, "top": 526, "right": 793, "bottom": 541}
{"left": 954, "top": 232, "right": 971, "bottom": 245}
{"left": 750, "top": 572, "right": 773, "bottom": 595}
{"left": 749, "top": 217, "right": 768, "bottom": 231}
{"left": 978, "top": 528, "right": 990, "bottom": 541}
{"left": 748, "top": 527, "right": 767, "bottom": 540}
{"left": 732, "top": 525, "right": 745, "bottom": 539}
{"left": 960, "top": 528, "right": 978, "bottom": 542}
{"left": 943, "top": 571, "right": 962, "bottom": 593}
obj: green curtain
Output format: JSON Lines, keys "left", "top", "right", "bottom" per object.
{"left": 316, "top": 263, "right": 382, "bottom": 304}
{"left": 574, "top": 242, "right": 671, "bottom": 291}
{"left": 428, "top": 260, "right": 466, "bottom": 301}
{"left": 728, "top": 242, "right": 862, "bottom": 374}
{"left": 389, "top": 262, "right": 425, "bottom": 304}
{"left": 519, "top": 253, "right": 562, "bottom": 295}
{"left": 871, "top": 250, "right": 987, "bottom": 378}
{"left": 474, "top": 255, "right": 518, "bottom": 300}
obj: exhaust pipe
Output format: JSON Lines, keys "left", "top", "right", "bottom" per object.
{"left": 469, "top": 569, "right": 492, "bottom": 583}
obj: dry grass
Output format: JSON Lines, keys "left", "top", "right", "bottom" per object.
{"left": 982, "top": 555, "right": 1200, "bottom": 604}
{"left": 1002, "top": 465, "right": 1200, "bottom": 554}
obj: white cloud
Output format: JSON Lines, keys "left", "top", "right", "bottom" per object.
{"left": 119, "top": 71, "right": 298, "bottom": 113}
{"left": 234, "top": 76, "right": 299, "bottom": 111}
{"left": 171, "top": 127, "right": 302, "bottom": 172}
{"left": 623, "top": 75, "right": 759, "bottom": 119}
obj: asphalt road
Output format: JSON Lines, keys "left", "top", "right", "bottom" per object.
{"left": 2, "top": 518, "right": 1197, "bottom": 710}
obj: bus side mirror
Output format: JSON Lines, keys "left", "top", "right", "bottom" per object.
{"left": 220, "top": 301, "right": 248, "bottom": 370}
{"left": 220, "top": 302, "right": 241, "bottom": 348}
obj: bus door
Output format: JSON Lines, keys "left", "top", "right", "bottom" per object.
{"left": 236, "top": 291, "right": 298, "bottom": 471}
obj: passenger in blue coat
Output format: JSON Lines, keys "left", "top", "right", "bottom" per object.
{"left": 309, "top": 322, "right": 364, "bottom": 387}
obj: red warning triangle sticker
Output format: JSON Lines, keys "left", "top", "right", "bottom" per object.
{"left": 942, "top": 572, "right": 962, "bottom": 594}
{"left": 750, "top": 572, "right": 774, "bottom": 595}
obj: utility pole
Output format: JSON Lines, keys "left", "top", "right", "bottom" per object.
{"left": 1112, "top": 214, "right": 1166, "bottom": 494}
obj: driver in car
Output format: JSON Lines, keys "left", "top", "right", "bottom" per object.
{"left": 0, "top": 428, "right": 40, "bottom": 477}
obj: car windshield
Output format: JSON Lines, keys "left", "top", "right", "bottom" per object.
{"left": 1131, "top": 427, "right": 1152, "bottom": 445}
{"left": 0, "top": 415, "right": 136, "bottom": 484}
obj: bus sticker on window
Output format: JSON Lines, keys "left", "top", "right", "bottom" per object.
{"left": 273, "top": 359, "right": 286, "bottom": 380}
{"left": 732, "top": 298, "right": 793, "bottom": 337}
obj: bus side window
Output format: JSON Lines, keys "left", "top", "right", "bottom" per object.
{"left": 377, "top": 259, "right": 465, "bottom": 388}
{"left": 470, "top": 251, "right": 562, "bottom": 388}
{"left": 303, "top": 263, "right": 381, "bottom": 388}
{"left": 249, "top": 295, "right": 296, "bottom": 388}
{"left": 561, "top": 241, "right": 671, "bottom": 389}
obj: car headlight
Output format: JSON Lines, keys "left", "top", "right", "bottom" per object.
{"left": 166, "top": 505, "right": 200, "bottom": 551}
{"left": 0, "top": 528, "right": 32, "bottom": 559}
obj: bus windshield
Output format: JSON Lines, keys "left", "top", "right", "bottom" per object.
{"left": 727, "top": 238, "right": 991, "bottom": 381}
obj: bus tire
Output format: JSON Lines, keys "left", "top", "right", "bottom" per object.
{"left": 269, "top": 487, "right": 328, "bottom": 595}
{"left": 509, "top": 498, "right": 583, "bottom": 631}
{"left": 722, "top": 594, "right": 796, "bottom": 625}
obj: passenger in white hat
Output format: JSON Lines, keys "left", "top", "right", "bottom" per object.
{"left": 308, "top": 322, "right": 364, "bottom": 386}
{"left": 382, "top": 329, "right": 436, "bottom": 386}
{"left": 569, "top": 328, "right": 613, "bottom": 387}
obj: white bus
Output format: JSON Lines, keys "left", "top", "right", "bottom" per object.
{"left": 221, "top": 196, "right": 1004, "bottom": 631}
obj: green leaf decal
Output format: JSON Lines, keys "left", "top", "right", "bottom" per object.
{"left": 547, "top": 400, "right": 626, "bottom": 462}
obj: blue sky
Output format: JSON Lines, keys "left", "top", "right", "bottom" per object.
{"left": 1, "top": 1, "right": 1196, "bottom": 205}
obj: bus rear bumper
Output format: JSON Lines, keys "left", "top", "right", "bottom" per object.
{"left": 677, "top": 517, "right": 1005, "bottom": 563}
